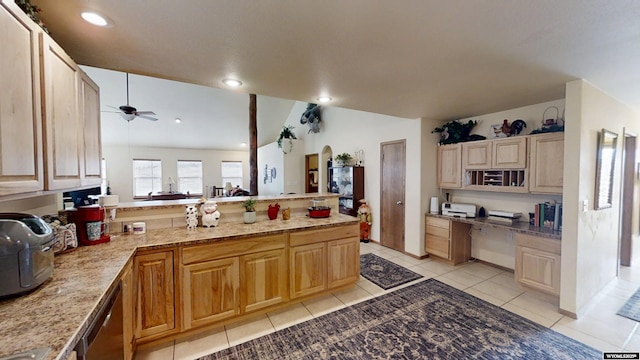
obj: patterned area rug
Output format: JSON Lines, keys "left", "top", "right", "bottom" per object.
{"left": 359, "top": 253, "right": 423, "bottom": 290}
{"left": 199, "top": 279, "right": 599, "bottom": 360}
{"left": 618, "top": 286, "right": 640, "bottom": 322}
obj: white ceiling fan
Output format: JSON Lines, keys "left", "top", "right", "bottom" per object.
{"left": 105, "top": 73, "right": 158, "bottom": 122}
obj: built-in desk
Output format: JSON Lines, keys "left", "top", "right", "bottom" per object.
{"left": 425, "top": 213, "right": 562, "bottom": 297}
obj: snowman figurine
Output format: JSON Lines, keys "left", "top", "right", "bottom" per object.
{"left": 201, "top": 200, "right": 221, "bottom": 227}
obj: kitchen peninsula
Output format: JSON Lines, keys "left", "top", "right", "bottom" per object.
{"left": 0, "top": 194, "right": 359, "bottom": 360}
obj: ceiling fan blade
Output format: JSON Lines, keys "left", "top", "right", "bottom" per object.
{"left": 107, "top": 105, "right": 120, "bottom": 110}
{"left": 138, "top": 115, "right": 158, "bottom": 121}
{"left": 135, "top": 111, "right": 156, "bottom": 116}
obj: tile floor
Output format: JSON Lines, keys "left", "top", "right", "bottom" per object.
{"left": 136, "top": 241, "right": 640, "bottom": 359}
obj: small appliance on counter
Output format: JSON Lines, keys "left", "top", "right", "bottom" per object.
{"left": 308, "top": 198, "right": 331, "bottom": 218}
{"left": 441, "top": 202, "right": 477, "bottom": 218}
{"left": 67, "top": 205, "right": 110, "bottom": 246}
{"left": 0, "top": 213, "right": 55, "bottom": 298}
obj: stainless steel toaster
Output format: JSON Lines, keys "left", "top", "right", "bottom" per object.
{"left": 0, "top": 213, "right": 55, "bottom": 298}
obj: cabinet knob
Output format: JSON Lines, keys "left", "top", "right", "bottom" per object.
{"left": 396, "top": 200, "right": 403, "bottom": 205}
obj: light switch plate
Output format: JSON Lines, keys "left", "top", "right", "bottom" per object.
{"left": 583, "top": 199, "right": 589, "bottom": 212}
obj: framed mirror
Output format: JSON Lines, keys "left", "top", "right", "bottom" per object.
{"left": 595, "top": 129, "right": 618, "bottom": 210}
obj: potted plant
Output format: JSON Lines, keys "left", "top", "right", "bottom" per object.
{"left": 277, "top": 125, "right": 297, "bottom": 153}
{"left": 334, "top": 153, "right": 353, "bottom": 166}
{"left": 242, "top": 198, "right": 257, "bottom": 224}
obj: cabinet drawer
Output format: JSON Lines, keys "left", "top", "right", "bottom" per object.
{"left": 182, "top": 234, "right": 285, "bottom": 264}
{"left": 426, "top": 216, "right": 450, "bottom": 230}
{"left": 425, "top": 235, "right": 450, "bottom": 259}
{"left": 515, "top": 233, "right": 560, "bottom": 255}
{"left": 290, "top": 224, "right": 359, "bottom": 246}
{"left": 426, "top": 225, "right": 449, "bottom": 239}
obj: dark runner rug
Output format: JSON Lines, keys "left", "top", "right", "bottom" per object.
{"left": 359, "top": 253, "right": 423, "bottom": 290}
{"left": 199, "top": 279, "right": 599, "bottom": 359}
{"left": 617, "top": 286, "right": 640, "bottom": 322}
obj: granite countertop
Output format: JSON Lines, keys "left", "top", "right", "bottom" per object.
{"left": 426, "top": 213, "right": 561, "bottom": 240}
{"left": 0, "top": 214, "right": 358, "bottom": 360}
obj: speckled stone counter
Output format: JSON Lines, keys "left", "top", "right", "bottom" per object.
{"left": 426, "top": 213, "right": 561, "bottom": 240}
{"left": 0, "top": 213, "right": 357, "bottom": 360}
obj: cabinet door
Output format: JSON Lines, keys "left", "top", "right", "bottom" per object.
{"left": 515, "top": 245, "right": 561, "bottom": 296}
{"left": 529, "top": 133, "right": 564, "bottom": 194}
{"left": 78, "top": 69, "right": 102, "bottom": 186}
{"left": 134, "top": 250, "right": 176, "bottom": 339}
{"left": 0, "top": 3, "right": 44, "bottom": 195}
{"left": 492, "top": 137, "right": 527, "bottom": 169}
{"left": 121, "top": 261, "right": 134, "bottom": 360}
{"left": 182, "top": 257, "right": 239, "bottom": 330}
{"left": 327, "top": 237, "right": 360, "bottom": 289}
{"left": 240, "top": 249, "right": 287, "bottom": 313}
{"left": 41, "top": 34, "right": 82, "bottom": 190}
{"left": 290, "top": 242, "right": 326, "bottom": 299}
{"left": 437, "top": 144, "right": 461, "bottom": 188}
{"left": 462, "top": 141, "right": 492, "bottom": 169}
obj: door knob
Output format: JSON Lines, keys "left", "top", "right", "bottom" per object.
{"left": 396, "top": 200, "right": 403, "bottom": 205}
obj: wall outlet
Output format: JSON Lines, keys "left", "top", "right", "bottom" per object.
{"left": 506, "top": 231, "right": 513, "bottom": 241}
{"left": 480, "top": 227, "right": 487, "bottom": 235}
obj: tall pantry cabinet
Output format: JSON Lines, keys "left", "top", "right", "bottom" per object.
{"left": 0, "top": 2, "right": 102, "bottom": 197}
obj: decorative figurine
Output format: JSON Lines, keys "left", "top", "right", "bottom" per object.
{"left": 268, "top": 203, "right": 280, "bottom": 220}
{"left": 185, "top": 205, "right": 199, "bottom": 229}
{"left": 201, "top": 200, "right": 221, "bottom": 227}
{"left": 282, "top": 207, "right": 291, "bottom": 220}
{"left": 357, "top": 199, "right": 372, "bottom": 243}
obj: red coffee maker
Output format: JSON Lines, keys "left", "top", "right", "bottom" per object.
{"left": 67, "top": 205, "right": 110, "bottom": 246}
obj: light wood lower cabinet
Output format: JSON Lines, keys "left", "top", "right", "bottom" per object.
{"left": 240, "top": 249, "right": 288, "bottom": 313}
{"left": 134, "top": 249, "right": 176, "bottom": 340}
{"left": 121, "top": 260, "right": 134, "bottom": 360}
{"left": 289, "top": 224, "right": 360, "bottom": 299}
{"left": 425, "top": 216, "right": 471, "bottom": 265}
{"left": 182, "top": 257, "right": 239, "bottom": 330}
{"left": 515, "top": 233, "right": 561, "bottom": 296}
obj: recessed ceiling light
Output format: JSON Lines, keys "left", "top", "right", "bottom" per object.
{"left": 240, "top": 142, "right": 247, "bottom": 147}
{"left": 81, "top": 11, "right": 110, "bottom": 27}
{"left": 175, "top": 118, "right": 181, "bottom": 124}
{"left": 316, "top": 96, "right": 332, "bottom": 103}
{"left": 223, "top": 79, "right": 242, "bottom": 87}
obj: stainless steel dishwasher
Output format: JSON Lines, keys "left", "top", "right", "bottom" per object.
{"left": 75, "top": 282, "right": 123, "bottom": 360}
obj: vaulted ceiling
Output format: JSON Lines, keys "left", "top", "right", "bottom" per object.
{"left": 31, "top": 0, "right": 640, "bottom": 148}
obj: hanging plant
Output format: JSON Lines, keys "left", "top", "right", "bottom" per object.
{"left": 277, "top": 125, "right": 297, "bottom": 153}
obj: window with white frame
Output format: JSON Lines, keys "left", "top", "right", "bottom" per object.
{"left": 221, "top": 161, "right": 243, "bottom": 188}
{"left": 177, "top": 160, "right": 203, "bottom": 195}
{"left": 133, "top": 159, "right": 162, "bottom": 197}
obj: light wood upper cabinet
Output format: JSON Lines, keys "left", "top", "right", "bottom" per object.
{"left": 437, "top": 144, "right": 462, "bottom": 188}
{"left": 182, "top": 257, "right": 239, "bottom": 330}
{"left": 529, "top": 133, "right": 564, "bottom": 194}
{"left": 462, "top": 141, "right": 492, "bottom": 169}
{"left": 492, "top": 137, "right": 527, "bottom": 169}
{"left": 40, "top": 33, "right": 82, "bottom": 190}
{"left": 78, "top": 69, "right": 102, "bottom": 186}
{"left": 134, "top": 250, "right": 176, "bottom": 340}
{"left": 515, "top": 233, "right": 561, "bottom": 296}
{"left": 0, "top": 3, "right": 44, "bottom": 195}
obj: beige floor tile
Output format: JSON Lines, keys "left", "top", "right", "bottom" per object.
{"left": 174, "top": 326, "right": 228, "bottom": 360}
{"left": 471, "top": 278, "right": 524, "bottom": 303}
{"left": 414, "top": 260, "right": 459, "bottom": 276}
{"left": 333, "top": 285, "right": 374, "bottom": 306}
{"left": 457, "top": 261, "right": 504, "bottom": 280}
{"left": 501, "top": 303, "right": 558, "bottom": 327}
{"left": 225, "top": 314, "right": 275, "bottom": 347}
{"left": 487, "top": 272, "right": 520, "bottom": 291}
{"left": 464, "top": 288, "right": 507, "bottom": 307}
{"left": 356, "top": 279, "right": 388, "bottom": 297}
{"left": 434, "top": 275, "right": 469, "bottom": 290}
{"left": 439, "top": 269, "right": 486, "bottom": 288}
{"left": 507, "top": 293, "right": 563, "bottom": 324}
{"left": 386, "top": 256, "right": 419, "bottom": 269}
{"left": 302, "top": 293, "right": 346, "bottom": 317}
{"left": 266, "top": 302, "right": 313, "bottom": 331}
{"left": 551, "top": 322, "right": 620, "bottom": 352}
{"left": 134, "top": 342, "right": 174, "bottom": 360}
{"left": 554, "top": 315, "right": 633, "bottom": 348}
{"left": 623, "top": 326, "right": 640, "bottom": 351}
{"left": 406, "top": 265, "right": 437, "bottom": 279}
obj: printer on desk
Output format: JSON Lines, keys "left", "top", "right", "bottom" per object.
{"left": 441, "top": 202, "right": 477, "bottom": 218}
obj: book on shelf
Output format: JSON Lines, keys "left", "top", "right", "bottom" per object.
{"left": 534, "top": 202, "right": 562, "bottom": 231}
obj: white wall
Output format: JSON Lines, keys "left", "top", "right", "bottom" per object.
{"left": 257, "top": 139, "right": 304, "bottom": 196}
{"left": 103, "top": 145, "right": 249, "bottom": 202}
{"left": 284, "top": 102, "right": 424, "bottom": 256}
{"left": 562, "top": 80, "right": 640, "bottom": 316}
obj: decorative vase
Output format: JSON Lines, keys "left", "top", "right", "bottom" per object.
{"left": 268, "top": 203, "right": 280, "bottom": 220}
{"left": 243, "top": 211, "right": 256, "bottom": 224}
